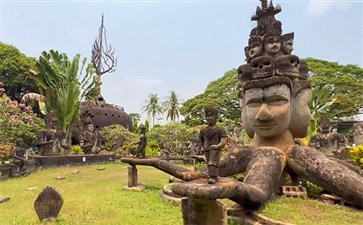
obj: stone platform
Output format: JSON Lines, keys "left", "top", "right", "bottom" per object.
{"left": 30, "top": 154, "right": 116, "bottom": 168}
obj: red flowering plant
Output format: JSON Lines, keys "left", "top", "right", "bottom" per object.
{"left": 0, "top": 93, "right": 45, "bottom": 160}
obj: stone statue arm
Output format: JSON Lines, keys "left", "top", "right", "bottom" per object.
{"left": 287, "top": 145, "right": 363, "bottom": 209}
{"left": 210, "top": 136, "right": 227, "bottom": 150}
{"left": 121, "top": 157, "right": 207, "bottom": 181}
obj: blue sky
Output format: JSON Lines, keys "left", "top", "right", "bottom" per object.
{"left": 1, "top": 0, "right": 362, "bottom": 123}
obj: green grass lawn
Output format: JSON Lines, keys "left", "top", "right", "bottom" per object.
{"left": 0, "top": 163, "right": 182, "bottom": 225}
{"left": 259, "top": 197, "right": 363, "bottom": 225}
{"left": 1, "top": 163, "right": 363, "bottom": 225}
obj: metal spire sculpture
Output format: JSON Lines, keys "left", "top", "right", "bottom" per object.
{"left": 91, "top": 14, "right": 117, "bottom": 78}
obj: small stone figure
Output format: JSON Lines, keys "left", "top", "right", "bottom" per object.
{"left": 309, "top": 118, "right": 346, "bottom": 155}
{"left": 199, "top": 106, "right": 227, "bottom": 184}
{"left": 79, "top": 118, "right": 98, "bottom": 154}
{"left": 12, "top": 139, "right": 28, "bottom": 175}
{"left": 353, "top": 121, "right": 363, "bottom": 146}
{"left": 134, "top": 125, "right": 147, "bottom": 158}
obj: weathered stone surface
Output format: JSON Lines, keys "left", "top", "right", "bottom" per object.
{"left": 55, "top": 176, "right": 65, "bottom": 180}
{"left": 172, "top": 178, "right": 237, "bottom": 200}
{"left": 128, "top": 165, "right": 138, "bottom": 187}
{"left": 0, "top": 195, "right": 10, "bottom": 203}
{"left": 34, "top": 185, "right": 63, "bottom": 221}
{"left": 287, "top": 146, "right": 363, "bottom": 209}
{"left": 181, "top": 198, "right": 227, "bottom": 225}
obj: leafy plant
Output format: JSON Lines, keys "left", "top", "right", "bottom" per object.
{"left": 34, "top": 50, "right": 100, "bottom": 141}
{"left": 0, "top": 94, "right": 44, "bottom": 146}
{"left": 99, "top": 124, "right": 138, "bottom": 152}
{"left": 194, "top": 162, "right": 206, "bottom": 171}
{"left": 146, "top": 140, "right": 160, "bottom": 156}
{"left": 300, "top": 181, "right": 323, "bottom": 199}
{"left": 350, "top": 145, "right": 363, "bottom": 168}
{"left": 147, "top": 122, "right": 194, "bottom": 156}
{"left": 71, "top": 145, "right": 83, "bottom": 154}
{"left": 0, "top": 142, "right": 15, "bottom": 162}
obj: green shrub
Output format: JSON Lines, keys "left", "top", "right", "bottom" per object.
{"left": 146, "top": 140, "right": 160, "bottom": 156}
{"left": 99, "top": 124, "right": 138, "bottom": 152}
{"left": 301, "top": 181, "right": 323, "bottom": 199}
{"left": 0, "top": 142, "right": 15, "bottom": 162}
{"left": 71, "top": 145, "right": 83, "bottom": 154}
{"left": 194, "top": 162, "right": 206, "bottom": 171}
{"left": 350, "top": 145, "right": 363, "bottom": 168}
{"left": 147, "top": 122, "right": 193, "bottom": 156}
{"left": 0, "top": 94, "right": 44, "bottom": 146}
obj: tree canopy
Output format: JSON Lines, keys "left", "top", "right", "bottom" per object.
{"left": 180, "top": 69, "right": 239, "bottom": 126}
{"left": 180, "top": 58, "right": 363, "bottom": 127}
{"left": 34, "top": 50, "right": 99, "bottom": 140}
{"left": 0, "top": 42, "right": 38, "bottom": 101}
{"left": 306, "top": 58, "right": 363, "bottom": 119}
{"left": 164, "top": 91, "right": 181, "bottom": 122}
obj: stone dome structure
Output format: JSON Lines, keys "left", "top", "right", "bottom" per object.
{"left": 80, "top": 95, "right": 132, "bottom": 131}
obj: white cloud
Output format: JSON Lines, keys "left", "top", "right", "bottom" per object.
{"left": 308, "top": 0, "right": 353, "bottom": 17}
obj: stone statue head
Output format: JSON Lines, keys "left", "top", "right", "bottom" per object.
{"left": 248, "top": 36, "right": 263, "bottom": 59}
{"left": 239, "top": 77, "right": 312, "bottom": 140}
{"left": 240, "top": 76, "right": 292, "bottom": 138}
{"left": 281, "top": 32, "right": 294, "bottom": 55}
{"left": 204, "top": 105, "right": 219, "bottom": 126}
{"left": 263, "top": 33, "right": 282, "bottom": 55}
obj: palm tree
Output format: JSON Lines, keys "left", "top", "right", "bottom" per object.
{"left": 164, "top": 91, "right": 180, "bottom": 122}
{"left": 142, "top": 94, "right": 163, "bottom": 128}
{"left": 34, "top": 50, "right": 98, "bottom": 141}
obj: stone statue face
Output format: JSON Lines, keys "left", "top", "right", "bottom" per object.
{"left": 206, "top": 113, "right": 217, "bottom": 126}
{"left": 243, "top": 84, "right": 291, "bottom": 137}
{"left": 289, "top": 88, "right": 312, "bottom": 138}
{"left": 281, "top": 39, "right": 294, "bottom": 54}
{"left": 264, "top": 36, "right": 281, "bottom": 55}
{"left": 248, "top": 43, "right": 263, "bottom": 58}
{"left": 87, "top": 124, "right": 94, "bottom": 132}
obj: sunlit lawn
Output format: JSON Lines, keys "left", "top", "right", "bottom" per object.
{"left": 259, "top": 197, "right": 363, "bottom": 225}
{"left": 1, "top": 163, "right": 363, "bottom": 225}
{"left": 0, "top": 163, "right": 182, "bottom": 225}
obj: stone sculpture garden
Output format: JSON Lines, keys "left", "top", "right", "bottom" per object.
{"left": 1, "top": 0, "right": 363, "bottom": 224}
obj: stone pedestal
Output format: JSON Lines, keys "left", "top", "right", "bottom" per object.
{"left": 128, "top": 164, "right": 138, "bottom": 187}
{"left": 172, "top": 178, "right": 237, "bottom": 225}
{"left": 181, "top": 198, "right": 227, "bottom": 225}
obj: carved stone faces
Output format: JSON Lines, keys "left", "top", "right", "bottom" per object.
{"left": 281, "top": 33, "right": 294, "bottom": 55}
{"left": 243, "top": 84, "right": 291, "bottom": 137}
{"left": 264, "top": 35, "right": 281, "bottom": 55}
{"left": 250, "top": 56, "right": 275, "bottom": 79}
{"left": 289, "top": 84, "right": 312, "bottom": 138}
{"left": 275, "top": 55, "right": 300, "bottom": 78}
{"left": 248, "top": 36, "right": 263, "bottom": 59}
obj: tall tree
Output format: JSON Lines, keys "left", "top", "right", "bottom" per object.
{"left": 306, "top": 58, "right": 363, "bottom": 119}
{"left": 91, "top": 14, "right": 117, "bottom": 96}
{"left": 164, "top": 91, "right": 180, "bottom": 122}
{"left": 34, "top": 50, "right": 99, "bottom": 141}
{"left": 180, "top": 69, "right": 239, "bottom": 126}
{"left": 142, "top": 94, "right": 163, "bottom": 128}
{"left": 0, "top": 42, "right": 38, "bottom": 101}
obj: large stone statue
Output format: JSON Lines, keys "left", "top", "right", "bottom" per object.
{"left": 122, "top": 0, "right": 363, "bottom": 216}
{"left": 199, "top": 106, "right": 227, "bottom": 184}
